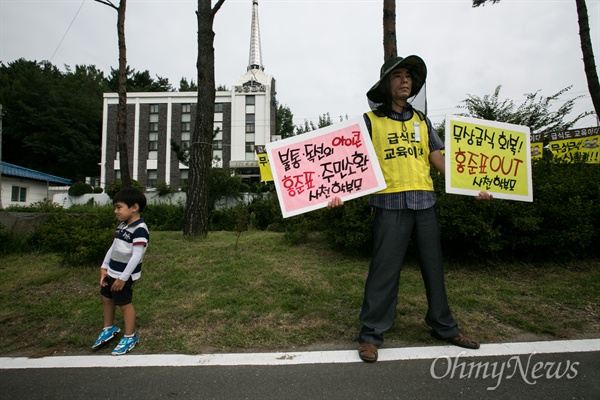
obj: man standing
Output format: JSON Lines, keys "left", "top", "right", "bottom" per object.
{"left": 329, "top": 55, "right": 491, "bottom": 363}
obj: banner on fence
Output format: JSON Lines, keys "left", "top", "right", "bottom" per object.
{"left": 531, "top": 126, "right": 599, "bottom": 163}
{"left": 266, "top": 117, "right": 386, "bottom": 218}
{"left": 445, "top": 115, "right": 533, "bottom": 202}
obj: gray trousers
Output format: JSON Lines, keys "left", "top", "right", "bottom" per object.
{"left": 358, "top": 206, "right": 460, "bottom": 345}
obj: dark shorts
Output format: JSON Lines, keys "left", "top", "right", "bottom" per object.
{"left": 100, "top": 276, "right": 135, "bottom": 306}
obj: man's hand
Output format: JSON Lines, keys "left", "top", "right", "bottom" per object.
{"left": 111, "top": 278, "right": 125, "bottom": 292}
{"left": 475, "top": 191, "right": 493, "bottom": 200}
{"left": 327, "top": 196, "right": 344, "bottom": 208}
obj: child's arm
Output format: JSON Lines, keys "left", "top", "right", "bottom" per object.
{"left": 99, "top": 243, "right": 115, "bottom": 286}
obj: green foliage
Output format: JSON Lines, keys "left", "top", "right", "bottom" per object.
{"left": 247, "top": 191, "right": 282, "bottom": 230}
{"left": 179, "top": 77, "right": 198, "bottom": 91}
{"left": 321, "top": 196, "right": 374, "bottom": 256}
{"left": 68, "top": 181, "right": 94, "bottom": 197}
{"left": 233, "top": 204, "right": 250, "bottom": 250}
{"left": 429, "top": 159, "right": 600, "bottom": 261}
{"left": 106, "top": 179, "right": 144, "bottom": 199}
{"left": 458, "top": 85, "right": 591, "bottom": 135}
{"left": 154, "top": 182, "right": 177, "bottom": 196}
{"left": 30, "top": 212, "right": 115, "bottom": 266}
{"left": 209, "top": 208, "right": 238, "bottom": 231}
{"left": 0, "top": 59, "right": 106, "bottom": 180}
{"left": 0, "top": 223, "right": 30, "bottom": 254}
{"left": 106, "top": 67, "right": 174, "bottom": 92}
{"left": 295, "top": 112, "right": 334, "bottom": 135}
{"left": 276, "top": 104, "right": 295, "bottom": 138}
{"left": 208, "top": 168, "right": 249, "bottom": 210}
{"left": 5, "top": 199, "right": 63, "bottom": 213}
{"left": 143, "top": 203, "right": 185, "bottom": 231}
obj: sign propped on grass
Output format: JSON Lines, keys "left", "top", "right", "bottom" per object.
{"left": 445, "top": 115, "right": 533, "bottom": 202}
{"left": 266, "top": 117, "right": 386, "bottom": 218}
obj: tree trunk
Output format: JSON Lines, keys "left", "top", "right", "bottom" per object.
{"left": 575, "top": 0, "right": 600, "bottom": 119}
{"left": 383, "top": 0, "right": 397, "bottom": 61}
{"left": 184, "top": 0, "right": 224, "bottom": 236}
{"left": 116, "top": 0, "right": 132, "bottom": 188}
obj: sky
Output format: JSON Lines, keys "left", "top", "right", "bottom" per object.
{"left": 1, "top": 0, "right": 599, "bottom": 130}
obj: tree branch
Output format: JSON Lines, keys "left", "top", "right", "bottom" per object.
{"left": 212, "top": 0, "right": 226, "bottom": 17}
{"left": 94, "top": 0, "right": 118, "bottom": 11}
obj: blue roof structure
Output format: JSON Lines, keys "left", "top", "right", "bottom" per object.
{"left": 1, "top": 161, "right": 71, "bottom": 185}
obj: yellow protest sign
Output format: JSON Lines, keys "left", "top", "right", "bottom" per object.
{"left": 255, "top": 146, "right": 273, "bottom": 182}
{"left": 547, "top": 127, "right": 599, "bottom": 163}
{"left": 445, "top": 115, "right": 533, "bottom": 202}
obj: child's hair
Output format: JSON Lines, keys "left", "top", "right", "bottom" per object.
{"left": 113, "top": 188, "right": 147, "bottom": 212}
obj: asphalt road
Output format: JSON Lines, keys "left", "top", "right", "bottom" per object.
{"left": 1, "top": 340, "right": 598, "bottom": 399}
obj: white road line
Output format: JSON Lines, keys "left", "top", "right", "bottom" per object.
{"left": 1, "top": 339, "right": 598, "bottom": 370}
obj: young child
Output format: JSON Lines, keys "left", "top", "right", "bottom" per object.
{"left": 92, "top": 187, "right": 149, "bottom": 355}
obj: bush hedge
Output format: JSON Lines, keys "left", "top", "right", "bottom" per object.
{"left": 323, "top": 158, "right": 599, "bottom": 262}
{"left": 1, "top": 159, "right": 598, "bottom": 263}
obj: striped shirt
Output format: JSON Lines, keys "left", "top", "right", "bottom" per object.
{"left": 365, "top": 105, "right": 444, "bottom": 210}
{"left": 105, "top": 218, "right": 149, "bottom": 281}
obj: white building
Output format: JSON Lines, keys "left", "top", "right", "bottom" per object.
{"left": 0, "top": 161, "right": 71, "bottom": 207}
{"left": 100, "top": 0, "right": 278, "bottom": 190}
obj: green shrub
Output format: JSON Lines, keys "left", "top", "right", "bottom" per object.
{"left": 154, "top": 182, "right": 177, "bottom": 197}
{"left": 321, "top": 196, "right": 374, "bottom": 256}
{"left": 0, "top": 223, "right": 31, "bottom": 254}
{"left": 143, "top": 203, "right": 185, "bottom": 231}
{"left": 4, "top": 199, "right": 63, "bottom": 213}
{"left": 315, "top": 159, "right": 600, "bottom": 261}
{"left": 247, "top": 192, "right": 283, "bottom": 230}
{"left": 433, "top": 158, "right": 600, "bottom": 261}
{"left": 106, "top": 180, "right": 144, "bottom": 199}
{"left": 30, "top": 213, "right": 115, "bottom": 266}
{"left": 209, "top": 207, "right": 238, "bottom": 231}
{"left": 68, "top": 181, "right": 94, "bottom": 197}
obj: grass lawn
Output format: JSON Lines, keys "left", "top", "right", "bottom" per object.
{"left": 0, "top": 231, "right": 598, "bottom": 357}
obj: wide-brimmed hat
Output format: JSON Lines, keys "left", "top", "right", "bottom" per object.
{"left": 366, "top": 55, "right": 427, "bottom": 104}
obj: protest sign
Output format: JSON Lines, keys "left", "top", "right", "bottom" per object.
{"left": 445, "top": 115, "right": 533, "bottom": 202}
{"left": 531, "top": 126, "right": 600, "bottom": 163}
{"left": 255, "top": 146, "right": 273, "bottom": 182}
{"left": 547, "top": 126, "right": 600, "bottom": 163}
{"left": 266, "top": 117, "right": 386, "bottom": 218}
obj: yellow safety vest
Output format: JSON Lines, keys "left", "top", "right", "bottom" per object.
{"left": 366, "top": 111, "right": 434, "bottom": 194}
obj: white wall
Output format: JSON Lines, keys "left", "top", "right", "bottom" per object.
{"left": 1, "top": 177, "right": 53, "bottom": 207}
{"left": 53, "top": 193, "right": 112, "bottom": 208}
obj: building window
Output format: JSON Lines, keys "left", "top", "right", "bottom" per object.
{"left": 149, "top": 104, "right": 159, "bottom": 159}
{"left": 180, "top": 169, "right": 189, "bottom": 187}
{"left": 213, "top": 140, "right": 223, "bottom": 150}
{"left": 181, "top": 103, "right": 191, "bottom": 148}
{"left": 147, "top": 170, "right": 157, "bottom": 188}
{"left": 246, "top": 113, "right": 255, "bottom": 133}
{"left": 214, "top": 103, "right": 223, "bottom": 113}
{"left": 11, "top": 186, "right": 27, "bottom": 202}
{"left": 181, "top": 132, "right": 191, "bottom": 148}
{"left": 246, "top": 95, "right": 255, "bottom": 105}
{"left": 245, "top": 142, "right": 255, "bottom": 153}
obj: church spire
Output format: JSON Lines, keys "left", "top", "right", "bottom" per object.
{"left": 247, "top": 0, "right": 264, "bottom": 71}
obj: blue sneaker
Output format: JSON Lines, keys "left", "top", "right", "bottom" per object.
{"left": 92, "top": 326, "right": 121, "bottom": 349}
{"left": 111, "top": 333, "right": 139, "bottom": 355}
